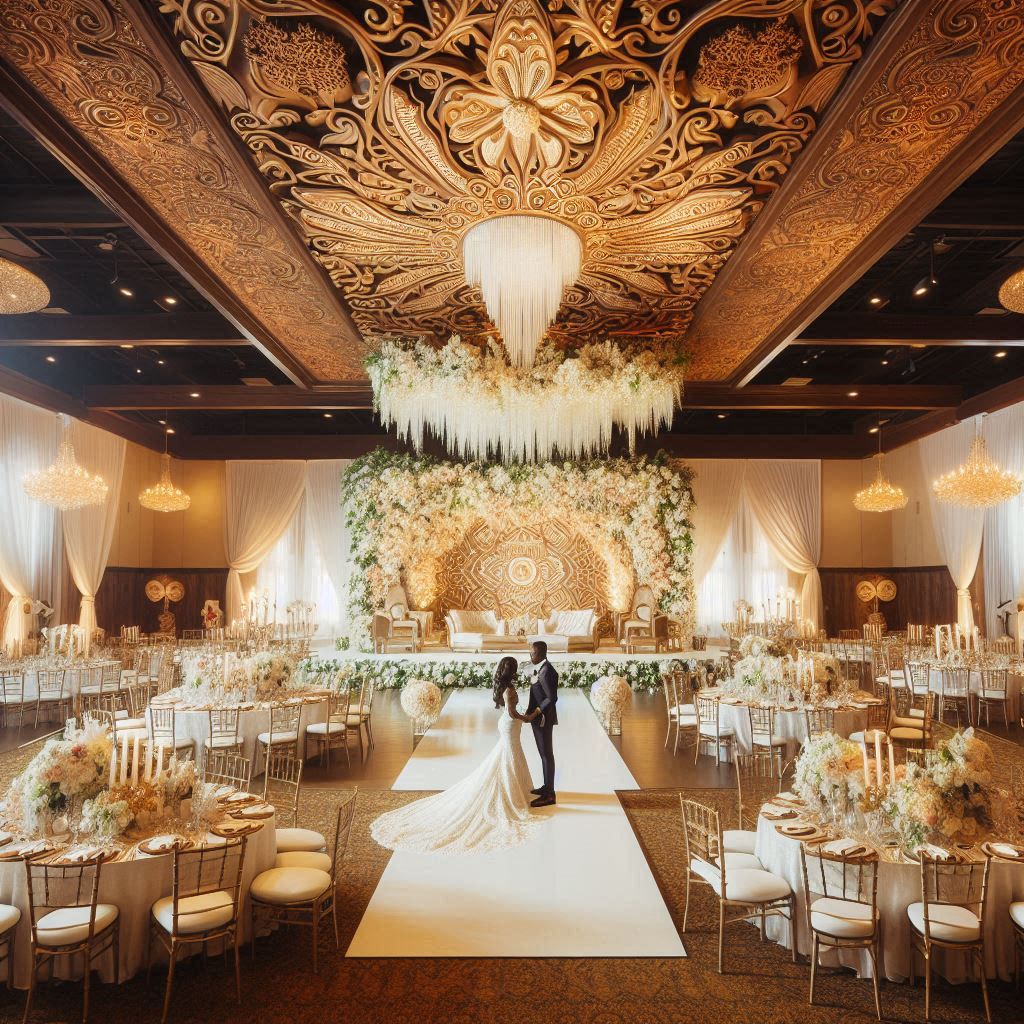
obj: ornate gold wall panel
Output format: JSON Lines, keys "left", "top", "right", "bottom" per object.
{"left": 157, "top": 0, "right": 897, "bottom": 365}
{"left": 685, "top": 0, "right": 1024, "bottom": 381}
{"left": 435, "top": 518, "right": 617, "bottom": 635}
{"left": 0, "top": 0, "right": 367, "bottom": 382}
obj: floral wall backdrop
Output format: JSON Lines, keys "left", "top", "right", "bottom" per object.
{"left": 340, "top": 449, "right": 695, "bottom": 651}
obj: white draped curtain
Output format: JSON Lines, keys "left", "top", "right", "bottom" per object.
{"left": 63, "top": 419, "right": 126, "bottom": 651}
{"left": 744, "top": 460, "right": 823, "bottom": 629}
{"left": 688, "top": 459, "right": 745, "bottom": 588}
{"left": 918, "top": 419, "right": 985, "bottom": 630}
{"left": 224, "top": 461, "right": 307, "bottom": 623}
{"left": 0, "top": 396, "right": 64, "bottom": 653}
{"left": 305, "top": 459, "right": 352, "bottom": 631}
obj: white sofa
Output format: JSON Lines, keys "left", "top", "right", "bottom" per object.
{"left": 445, "top": 608, "right": 599, "bottom": 653}
{"left": 537, "top": 609, "right": 599, "bottom": 653}
{"left": 445, "top": 609, "right": 508, "bottom": 653}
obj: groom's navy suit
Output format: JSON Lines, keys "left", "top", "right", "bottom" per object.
{"left": 527, "top": 659, "right": 558, "bottom": 797}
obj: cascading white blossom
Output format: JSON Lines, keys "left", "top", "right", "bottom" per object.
{"left": 367, "top": 335, "right": 683, "bottom": 463}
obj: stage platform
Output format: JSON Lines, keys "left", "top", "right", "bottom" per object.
{"left": 327, "top": 644, "right": 724, "bottom": 665}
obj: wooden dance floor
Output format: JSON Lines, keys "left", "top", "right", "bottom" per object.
{"left": 346, "top": 689, "right": 686, "bottom": 958}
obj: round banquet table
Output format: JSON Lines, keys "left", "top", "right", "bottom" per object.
{"left": 754, "top": 813, "right": 1024, "bottom": 982}
{"left": 0, "top": 812, "right": 276, "bottom": 988}
{"left": 147, "top": 692, "right": 330, "bottom": 772}
{"left": 923, "top": 666, "right": 1024, "bottom": 707}
{"left": 14, "top": 660, "right": 127, "bottom": 703}
{"left": 708, "top": 694, "right": 871, "bottom": 760}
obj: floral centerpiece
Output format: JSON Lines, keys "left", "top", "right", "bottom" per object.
{"left": 793, "top": 732, "right": 867, "bottom": 816}
{"left": 178, "top": 650, "right": 300, "bottom": 706}
{"left": 590, "top": 675, "right": 632, "bottom": 734}
{"left": 250, "top": 652, "right": 295, "bottom": 696}
{"left": 400, "top": 679, "right": 443, "bottom": 734}
{"left": 722, "top": 635, "right": 845, "bottom": 705}
{"left": 884, "top": 729, "right": 1010, "bottom": 851}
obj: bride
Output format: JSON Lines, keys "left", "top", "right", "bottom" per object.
{"left": 370, "top": 656, "right": 539, "bottom": 855}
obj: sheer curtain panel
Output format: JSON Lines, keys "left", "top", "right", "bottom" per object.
{"left": 744, "top": 460, "right": 823, "bottom": 629}
{"left": 688, "top": 459, "right": 745, "bottom": 588}
{"left": 305, "top": 459, "right": 353, "bottom": 633}
{"left": 0, "top": 396, "right": 62, "bottom": 653}
{"left": 918, "top": 419, "right": 985, "bottom": 630}
{"left": 224, "top": 460, "right": 307, "bottom": 623}
{"left": 62, "top": 419, "right": 125, "bottom": 652}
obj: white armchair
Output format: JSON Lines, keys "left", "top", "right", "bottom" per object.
{"left": 445, "top": 609, "right": 504, "bottom": 652}
{"left": 536, "top": 609, "right": 599, "bottom": 653}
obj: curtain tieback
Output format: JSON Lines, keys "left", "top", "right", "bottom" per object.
{"left": 80, "top": 595, "right": 96, "bottom": 606}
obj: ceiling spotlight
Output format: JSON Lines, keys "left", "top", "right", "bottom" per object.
{"left": 45, "top": 355, "right": 56, "bottom": 364}
{"left": 881, "top": 359, "right": 889, "bottom": 366}
{"left": 932, "top": 235, "right": 953, "bottom": 255}
{"left": 323, "top": 412, "right": 333, "bottom": 419}
{"left": 913, "top": 279, "right": 932, "bottom": 297}
{"left": 120, "top": 344, "right": 134, "bottom": 349}
{"left": 97, "top": 234, "right": 117, "bottom": 253}
{"left": 913, "top": 243, "right": 938, "bottom": 297}
{"left": 994, "top": 350, "right": 1007, "bottom": 358}
{"left": 163, "top": 296, "right": 177, "bottom": 305}
{"left": 119, "top": 287, "right": 134, "bottom": 298}
{"left": 157, "top": 359, "right": 165, "bottom": 366}
{"left": 165, "top": 427, "right": 176, "bottom": 435}
{"left": 868, "top": 295, "right": 888, "bottom": 308}
{"left": 716, "top": 413, "right": 728, "bottom": 420}
{"left": 158, "top": 419, "right": 166, "bottom": 425}
{"left": 868, "top": 426, "right": 879, "bottom": 434}
{"left": 848, "top": 391, "right": 859, "bottom": 398}
{"left": 189, "top": 392, "right": 200, "bottom": 398}
{"left": 135, "top": 368, "right": 142, "bottom": 374}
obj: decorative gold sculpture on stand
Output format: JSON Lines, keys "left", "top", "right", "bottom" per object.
{"left": 145, "top": 575, "right": 185, "bottom": 637}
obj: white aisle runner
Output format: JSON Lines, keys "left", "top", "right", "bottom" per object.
{"left": 347, "top": 689, "right": 686, "bottom": 957}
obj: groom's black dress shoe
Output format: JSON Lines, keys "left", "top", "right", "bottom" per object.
{"left": 531, "top": 795, "right": 556, "bottom": 808}
{"left": 530, "top": 787, "right": 545, "bottom": 796}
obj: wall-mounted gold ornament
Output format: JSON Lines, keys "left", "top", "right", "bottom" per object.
{"left": 855, "top": 580, "right": 877, "bottom": 604}
{"left": 875, "top": 579, "right": 897, "bottom": 603}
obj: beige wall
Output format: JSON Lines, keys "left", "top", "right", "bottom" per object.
{"left": 885, "top": 444, "right": 944, "bottom": 568}
{"left": 109, "top": 443, "right": 227, "bottom": 568}
{"left": 820, "top": 460, "right": 893, "bottom": 568}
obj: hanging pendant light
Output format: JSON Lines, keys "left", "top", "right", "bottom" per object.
{"left": 139, "top": 418, "right": 190, "bottom": 512}
{"left": 933, "top": 415, "right": 1022, "bottom": 508}
{"left": 23, "top": 414, "right": 108, "bottom": 510}
{"left": 0, "top": 257, "right": 49, "bottom": 314}
{"left": 999, "top": 267, "right": 1024, "bottom": 313}
{"left": 854, "top": 422, "right": 908, "bottom": 512}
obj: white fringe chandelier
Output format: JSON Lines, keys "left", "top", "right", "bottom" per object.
{"left": 462, "top": 215, "right": 582, "bottom": 368}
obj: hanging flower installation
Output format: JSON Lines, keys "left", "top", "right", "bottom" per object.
{"left": 367, "top": 335, "right": 685, "bottom": 463}
{"left": 340, "top": 449, "right": 695, "bottom": 651}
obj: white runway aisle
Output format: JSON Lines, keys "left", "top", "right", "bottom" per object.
{"left": 347, "top": 689, "right": 686, "bottom": 957}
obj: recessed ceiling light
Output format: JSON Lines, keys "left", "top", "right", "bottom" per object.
{"left": 135, "top": 368, "right": 142, "bottom": 374}
{"left": 995, "top": 350, "right": 1007, "bottom": 358}
{"left": 868, "top": 426, "right": 879, "bottom": 434}
{"left": 119, "top": 287, "right": 134, "bottom": 298}
{"left": 189, "top": 392, "right": 200, "bottom": 398}
{"left": 165, "top": 427, "right": 175, "bottom": 435}
{"left": 716, "top": 413, "right": 727, "bottom": 420}
{"left": 869, "top": 296, "right": 883, "bottom": 305}
{"left": 323, "top": 412, "right": 333, "bottom": 419}
{"left": 881, "top": 359, "right": 889, "bottom": 366}
{"left": 120, "top": 344, "right": 134, "bottom": 350}
{"left": 158, "top": 419, "right": 166, "bottom": 425}
{"left": 847, "top": 391, "right": 859, "bottom": 397}
{"left": 163, "top": 296, "right": 177, "bottom": 305}
{"left": 45, "top": 355, "right": 56, "bottom": 364}
{"left": 157, "top": 359, "right": 165, "bottom": 366}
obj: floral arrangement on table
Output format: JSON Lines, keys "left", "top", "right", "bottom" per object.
{"left": 884, "top": 728, "right": 1012, "bottom": 850}
{"left": 793, "top": 732, "right": 868, "bottom": 814}
{"left": 339, "top": 448, "right": 695, "bottom": 651}
{"left": 721, "top": 635, "right": 844, "bottom": 705}
{"left": 178, "top": 650, "right": 300, "bottom": 706}
{"left": 590, "top": 675, "right": 632, "bottom": 731}
{"left": 304, "top": 655, "right": 720, "bottom": 694}
{"left": 4, "top": 722, "right": 111, "bottom": 833}
{"left": 400, "top": 679, "right": 443, "bottom": 726}
{"left": 367, "top": 335, "right": 685, "bottom": 464}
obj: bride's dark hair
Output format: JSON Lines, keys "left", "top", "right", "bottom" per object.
{"left": 492, "top": 656, "right": 519, "bottom": 709}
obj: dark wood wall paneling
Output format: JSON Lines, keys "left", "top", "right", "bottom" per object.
{"left": 95, "top": 568, "right": 228, "bottom": 637}
{"left": 819, "top": 566, "right": 986, "bottom": 636}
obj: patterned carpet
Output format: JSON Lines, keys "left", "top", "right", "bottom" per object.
{"left": 0, "top": 733, "right": 1018, "bottom": 1023}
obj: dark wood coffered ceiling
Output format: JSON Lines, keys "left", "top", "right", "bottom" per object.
{"left": 0, "top": 1, "right": 1023, "bottom": 461}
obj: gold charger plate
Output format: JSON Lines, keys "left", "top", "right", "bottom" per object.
{"left": 211, "top": 820, "right": 262, "bottom": 838}
{"left": 49, "top": 846, "right": 120, "bottom": 866}
{"left": 0, "top": 840, "right": 54, "bottom": 861}
{"left": 230, "top": 803, "right": 274, "bottom": 820}
{"left": 776, "top": 822, "right": 823, "bottom": 840}
{"left": 137, "top": 835, "right": 195, "bottom": 857}
{"left": 980, "top": 840, "right": 1024, "bottom": 861}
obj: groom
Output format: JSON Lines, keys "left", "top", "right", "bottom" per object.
{"left": 525, "top": 640, "right": 558, "bottom": 807}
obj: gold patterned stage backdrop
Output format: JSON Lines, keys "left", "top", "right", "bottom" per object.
{"left": 434, "top": 519, "right": 624, "bottom": 637}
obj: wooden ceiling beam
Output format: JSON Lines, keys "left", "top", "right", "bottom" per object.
{"left": 796, "top": 313, "right": 1024, "bottom": 347}
{"left": 0, "top": 313, "right": 249, "bottom": 346}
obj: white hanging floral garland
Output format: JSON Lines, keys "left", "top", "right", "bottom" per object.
{"left": 366, "top": 335, "right": 685, "bottom": 463}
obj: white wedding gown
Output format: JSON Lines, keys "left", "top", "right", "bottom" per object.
{"left": 371, "top": 688, "right": 539, "bottom": 855}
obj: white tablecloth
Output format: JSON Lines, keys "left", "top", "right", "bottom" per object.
{"left": 0, "top": 815, "right": 276, "bottom": 988}
{"left": 754, "top": 814, "right": 1023, "bottom": 982}
{"left": 716, "top": 703, "right": 868, "bottom": 759}
{"left": 925, "top": 668, "right": 1023, "bottom": 706}
{"left": 16, "top": 661, "right": 126, "bottom": 703}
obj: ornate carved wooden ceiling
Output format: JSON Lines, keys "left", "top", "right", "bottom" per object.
{"left": 157, "top": 0, "right": 897, "bottom": 365}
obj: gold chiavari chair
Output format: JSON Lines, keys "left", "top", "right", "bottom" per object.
{"left": 748, "top": 706, "right": 786, "bottom": 776}
{"left": 804, "top": 707, "right": 835, "bottom": 742}
{"left": 660, "top": 672, "right": 697, "bottom": 756}
{"left": 252, "top": 790, "right": 357, "bottom": 973}
{"left": 695, "top": 694, "right": 734, "bottom": 767}
{"left": 345, "top": 677, "right": 376, "bottom": 752}
{"left": 937, "top": 666, "right": 972, "bottom": 728}
{"left": 202, "top": 750, "right": 252, "bottom": 792}
{"left": 0, "top": 896, "right": 18, "bottom": 990}
{"left": 729, "top": 749, "right": 779, "bottom": 856}
{"left": 976, "top": 667, "right": 1010, "bottom": 730}
{"left": 0, "top": 670, "right": 28, "bottom": 732}
{"left": 149, "top": 706, "right": 195, "bottom": 760}
{"left": 305, "top": 688, "right": 354, "bottom": 767}
{"left": 908, "top": 853, "right": 990, "bottom": 1023}
{"left": 679, "top": 797, "right": 796, "bottom": 973}
{"left": 904, "top": 660, "right": 932, "bottom": 714}
{"left": 889, "top": 690, "right": 935, "bottom": 755}
{"left": 849, "top": 693, "right": 890, "bottom": 745}
{"left": 203, "top": 707, "right": 242, "bottom": 763}
{"left": 268, "top": 750, "right": 329, "bottom": 856}
{"left": 257, "top": 701, "right": 302, "bottom": 766}
{"left": 147, "top": 837, "right": 248, "bottom": 1024}
{"left": 33, "top": 668, "right": 70, "bottom": 728}
{"left": 23, "top": 855, "right": 119, "bottom": 1024}
{"left": 800, "top": 842, "right": 882, "bottom": 1020}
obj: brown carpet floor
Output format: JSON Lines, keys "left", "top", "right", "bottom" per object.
{"left": 0, "top": 731, "right": 1019, "bottom": 1023}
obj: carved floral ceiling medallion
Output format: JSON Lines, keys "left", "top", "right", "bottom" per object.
{"left": 159, "top": 0, "right": 896, "bottom": 369}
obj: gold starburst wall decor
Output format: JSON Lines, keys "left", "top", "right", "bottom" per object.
{"left": 156, "top": 0, "right": 897, "bottom": 373}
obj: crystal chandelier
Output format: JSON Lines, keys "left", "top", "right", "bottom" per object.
{"left": 999, "top": 267, "right": 1024, "bottom": 313}
{"left": 23, "top": 415, "right": 108, "bottom": 510}
{"left": 139, "top": 453, "right": 191, "bottom": 512}
{"left": 0, "top": 257, "right": 49, "bottom": 314}
{"left": 854, "top": 425, "right": 908, "bottom": 512}
{"left": 462, "top": 215, "right": 582, "bottom": 368}
{"left": 933, "top": 419, "right": 1022, "bottom": 508}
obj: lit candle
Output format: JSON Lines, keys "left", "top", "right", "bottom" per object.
{"left": 108, "top": 744, "right": 117, "bottom": 789}
{"left": 861, "top": 740, "right": 870, "bottom": 791}
{"left": 874, "top": 732, "right": 883, "bottom": 789}
{"left": 120, "top": 734, "right": 129, "bottom": 784}
{"left": 935, "top": 629, "right": 941, "bottom": 658}
{"left": 131, "top": 736, "right": 140, "bottom": 786}
{"left": 887, "top": 739, "right": 895, "bottom": 786}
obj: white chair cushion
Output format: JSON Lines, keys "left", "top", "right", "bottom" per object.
{"left": 275, "top": 851, "right": 332, "bottom": 872}
{"left": 116, "top": 727, "right": 149, "bottom": 742}
{"left": 723, "top": 829, "right": 757, "bottom": 855}
{"left": 670, "top": 703, "right": 696, "bottom": 717}
{"left": 275, "top": 827, "right": 327, "bottom": 853}
{"left": 152, "top": 891, "right": 233, "bottom": 935}
{"left": 889, "top": 726, "right": 926, "bottom": 741}
{"left": 691, "top": 859, "right": 790, "bottom": 902}
{"left": 35, "top": 903, "right": 118, "bottom": 946}
{"left": 207, "top": 736, "right": 240, "bottom": 749}
{"left": 0, "top": 904, "right": 20, "bottom": 934}
{"left": 305, "top": 722, "right": 346, "bottom": 736}
{"left": 907, "top": 902, "right": 981, "bottom": 943}
{"left": 1010, "top": 902, "right": 1024, "bottom": 930}
{"left": 257, "top": 731, "right": 298, "bottom": 745}
{"left": 751, "top": 733, "right": 788, "bottom": 747}
{"left": 698, "top": 724, "right": 734, "bottom": 737}
{"left": 114, "top": 716, "right": 147, "bottom": 730}
{"left": 979, "top": 689, "right": 1007, "bottom": 700}
{"left": 810, "top": 896, "right": 875, "bottom": 939}
{"left": 250, "top": 867, "right": 331, "bottom": 905}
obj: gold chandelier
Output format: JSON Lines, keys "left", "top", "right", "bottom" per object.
{"left": 23, "top": 415, "right": 108, "bottom": 510}
{"left": 854, "top": 424, "right": 908, "bottom": 513}
{"left": 999, "top": 267, "right": 1024, "bottom": 313}
{"left": 0, "top": 257, "right": 49, "bottom": 314}
{"left": 933, "top": 420, "right": 1022, "bottom": 508}
{"left": 140, "top": 422, "right": 190, "bottom": 512}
